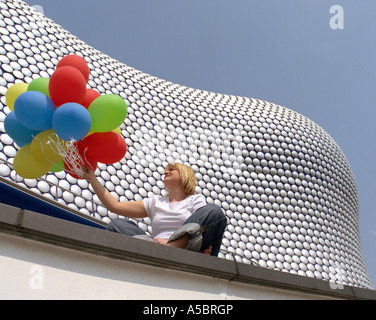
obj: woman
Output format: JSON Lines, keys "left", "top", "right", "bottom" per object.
{"left": 83, "top": 163, "right": 227, "bottom": 256}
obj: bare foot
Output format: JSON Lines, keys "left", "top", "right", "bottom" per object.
{"left": 156, "top": 236, "right": 189, "bottom": 249}
{"left": 155, "top": 238, "right": 168, "bottom": 245}
{"left": 156, "top": 238, "right": 212, "bottom": 255}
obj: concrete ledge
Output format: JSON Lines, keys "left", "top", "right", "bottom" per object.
{"left": 0, "top": 202, "right": 375, "bottom": 300}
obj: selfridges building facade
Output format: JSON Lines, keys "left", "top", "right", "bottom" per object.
{"left": 0, "top": 1, "right": 373, "bottom": 289}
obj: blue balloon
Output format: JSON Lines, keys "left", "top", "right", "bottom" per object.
{"left": 52, "top": 102, "right": 91, "bottom": 141}
{"left": 14, "top": 91, "right": 56, "bottom": 131}
{"left": 4, "top": 111, "right": 41, "bottom": 147}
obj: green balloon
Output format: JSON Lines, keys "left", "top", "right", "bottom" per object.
{"left": 49, "top": 159, "right": 64, "bottom": 173}
{"left": 27, "top": 78, "right": 51, "bottom": 97}
{"left": 88, "top": 94, "right": 127, "bottom": 132}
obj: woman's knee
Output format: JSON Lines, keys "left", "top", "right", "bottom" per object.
{"left": 204, "top": 204, "right": 226, "bottom": 223}
{"left": 106, "top": 218, "right": 122, "bottom": 232}
{"left": 106, "top": 218, "right": 144, "bottom": 236}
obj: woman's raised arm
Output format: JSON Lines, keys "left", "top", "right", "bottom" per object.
{"left": 82, "top": 166, "right": 147, "bottom": 219}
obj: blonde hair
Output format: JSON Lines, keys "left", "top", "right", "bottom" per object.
{"left": 165, "top": 163, "right": 197, "bottom": 196}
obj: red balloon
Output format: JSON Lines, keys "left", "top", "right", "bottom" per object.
{"left": 81, "top": 132, "right": 127, "bottom": 164}
{"left": 81, "top": 89, "right": 101, "bottom": 109}
{"left": 49, "top": 66, "right": 87, "bottom": 107}
{"left": 56, "top": 55, "right": 90, "bottom": 82}
{"left": 64, "top": 141, "right": 97, "bottom": 179}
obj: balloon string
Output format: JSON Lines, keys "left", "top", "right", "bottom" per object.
{"left": 46, "top": 134, "right": 84, "bottom": 178}
{"left": 32, "top": 134, "right": 64, "bottom": 171}
{"left": 33, "top": 133, "right": 94, "bottom": 178}
{"left": 81, "top": 145, "right": 95, "bottom": 171}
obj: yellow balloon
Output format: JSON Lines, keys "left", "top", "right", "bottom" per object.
{"left": 5, "top": 83, "right": 29, "bottom": 111}
{"left": 84, "top": 131, "right": 94, "bottom": 138}
{"left": 13, "top": 144, "right": 52, "bottom": 179}
{"left": 30, "top": 129, "right": 67, "bottom": 164}
{"left": 112, "top": 127, "right": 121, "bottom": 135}
{"left": 84, "top": 127, "right": 121, "bottom": 138}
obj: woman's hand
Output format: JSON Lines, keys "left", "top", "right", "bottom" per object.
{"left": 81, "top": 165, "right": 96, "bottom": 181}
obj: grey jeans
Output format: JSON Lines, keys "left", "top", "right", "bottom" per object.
{"left": 106, "top": 204, "right": 227, "bottom": 256}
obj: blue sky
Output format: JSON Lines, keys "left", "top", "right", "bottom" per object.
{"left": 24, "top": 0, "right": 376, "bottom": 286}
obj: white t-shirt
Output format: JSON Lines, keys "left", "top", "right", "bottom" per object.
{"left": 142, "top": 194, "right": 207, "bottom": 239}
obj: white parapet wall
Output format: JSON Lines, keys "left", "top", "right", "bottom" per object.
{"left": 1, "top": 204, "right": 375, "bottom": 301}
{"left": 0, "top": 232, "right": 329, "bottom": 300}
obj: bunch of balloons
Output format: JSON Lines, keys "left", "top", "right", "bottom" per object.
{"left": 4, "top": 55, "right": 128, "bottom": 179}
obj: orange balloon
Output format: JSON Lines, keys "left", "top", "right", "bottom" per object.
{"left": 56, "top": 55, "right": 90, "bottom": 82}
{"left": 49, "top": 66, "right": 86, "bottom": 107}
{"left": 81, "top": 132, "right": 126, "bottom": 164}
{"left": 81, "top": 89, "right": 100, "bottom": 109}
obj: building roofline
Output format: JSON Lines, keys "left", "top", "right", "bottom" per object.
{"left": 0, "top": 202, "right": 375, "bottom": 300}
